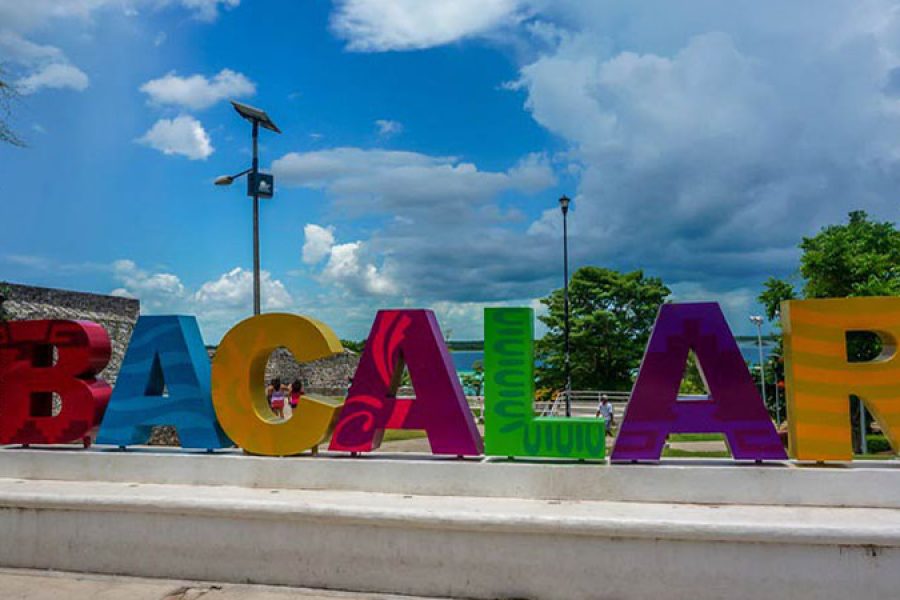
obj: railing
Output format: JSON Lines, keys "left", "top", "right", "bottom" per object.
{"left": 539, "top": 390, "right": 630, "bottom": 420}
{"left": 397, "top": 387, "right": 631, "bottom": 423}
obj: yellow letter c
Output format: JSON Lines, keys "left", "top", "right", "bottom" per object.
{"left": 211, "top": 313, "right": 345, "bottom": 456}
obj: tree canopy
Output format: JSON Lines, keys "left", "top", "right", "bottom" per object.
{"left": 756, "top": 211, "right": 900, "bottom": 440}
{"left": 761, "top": 211, "right": 900, "bottom": 319}
{"left": 536, "top": 266, "right": 670, "bottom": 392}
{"left": 0, "top": 69, "right": 23, "bottom": 147}
{"left": 759, "top": 211, "right": 900, "bottom": 361}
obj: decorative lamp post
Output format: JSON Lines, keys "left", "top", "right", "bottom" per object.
{"left": 214, "top": 101, "right": 281, "bottom": 316}
{"left": 559, "top": 195, "right": 572, "bottom": 418}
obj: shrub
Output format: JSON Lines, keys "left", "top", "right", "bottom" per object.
{"left": 866, "top": 434, "right": 893, "bottom": 454}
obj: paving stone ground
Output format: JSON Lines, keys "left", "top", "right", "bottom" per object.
{"left": 376, "top": 432, "right": 729, "bottom": 454}
{"left": 0, "top": 568, "right": 446, "bottom": 600}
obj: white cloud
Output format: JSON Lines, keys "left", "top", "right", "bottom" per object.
{"left": 139, "top": 69, "right": 255, "bottom": 110}
{"left": 0, "top": 1, "right": 240, "bottom": 30}
{"left": 137, "top": 115, "right": 214, "bottom": 160}
{"left": 194, "top": 267, "right": 292, "bottom": 310}
{"left": 0, "top": 31, "right": 63, "bottom": 64}
{"left": 429, "top": 297, "right": 548, "bottom": 340}
{"left": 111, "top": 259, "right": 187, "bottom": 311}
{"left": 273, "top": 147, "right": 555, "bottom": 217}
{"left": 0, "top": 31, "right": 89, "bottom": 95}
{"left": 375, "top": 118, "right": 403, "bottom": 136}
{"left": 177, "top": 0, "right": 240, "bottom": 22}
{"left": 331, "top": 0, "right": 529, "bottom": 51}
{"left": 0, "top": 1, "right": 238, "bottom": 96}
{"left": 272, "top": 146, "right": 559, "bottom": 303}
{"left": 322, "top": 241, "right": 397, "bottom": 296}
{"left": 109, "top": 259, "right": 293, "bottom": 341}
{"left": 302, "top": 224, "right": 336, "bottom": 265}
{"left": 477, "top": 0, "right": 900, "bottom": 327}
{"left": 16, "top": 63, "right": 89, "bottom": 94}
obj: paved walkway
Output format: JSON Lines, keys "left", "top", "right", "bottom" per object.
{"left": 0, "top": 568, "right": 446, "bottom": 600}
{"left": 377, "top": 432, "right": 729, "bottom": 455}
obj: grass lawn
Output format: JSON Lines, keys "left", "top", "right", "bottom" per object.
{"left": 667, "top": 433, "right": 725, "bottom": 442}
{"left": 852, "top": 453, "right": 897, "bottom": 460}
{"left": 381, "top": 429, "right": 427, "bottom": 443}
{"left": 661, "top": 448, "right": 731, "bottom": 458}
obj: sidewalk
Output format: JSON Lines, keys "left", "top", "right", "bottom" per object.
{"left": 0, "top": 568, "right": 446, "bottom": 600}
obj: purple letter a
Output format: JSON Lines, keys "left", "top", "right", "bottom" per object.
{"left": 611, "top": 303, "right": 786, "bottom": 462}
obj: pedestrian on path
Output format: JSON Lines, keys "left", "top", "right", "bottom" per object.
{"left": 290, "top": 379, "right": 303, "bottom": 411}
{"left": 596, "top": 393, "right": 615, "bottom": 436}
{"left": 267, "top": 378, "right": 288, "bottom": 419}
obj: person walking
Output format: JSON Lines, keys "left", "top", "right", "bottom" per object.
{"left": 267, "top": 378, "right": 287, "bottom": 420}
{"left": 596, "top": 393, "right": 616, "bottom": 436}
{"left": 289, "top": 379, "right": 303, "bottom": 415}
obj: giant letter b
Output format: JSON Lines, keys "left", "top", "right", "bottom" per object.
{"left": 0, "top": 320, "right": 111, "bottom": 445}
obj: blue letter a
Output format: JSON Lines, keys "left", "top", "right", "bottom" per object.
{"left": 97, "top": 316, "right": 231, "bottom": 449}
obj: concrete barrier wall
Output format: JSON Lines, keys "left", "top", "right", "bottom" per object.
{"left": 0, "top": 448, "right": 897, "bottom": 508}
{"left": 0, "top": 476, "right": 897, "bottom": 600}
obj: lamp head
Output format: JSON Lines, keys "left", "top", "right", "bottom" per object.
{"left": 214, "top": 175, "right": 234, "bottom": 186}
{"left": 559, "top": 195, "right": 571, "bottom": 214}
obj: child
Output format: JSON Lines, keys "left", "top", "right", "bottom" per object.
{"left": 290, "top": 379, "right": 303, "bottom": 412}
{"left": 268, "top": 378, "right": 287, "bottom": 419}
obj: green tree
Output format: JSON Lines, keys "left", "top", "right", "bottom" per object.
{"left": 340, "top": 339, "right": 366, "bottom": 353}
{"left": 759, "top": 277, "right": 796, "bottom": 321}
{"left": 678, "top": 352, "right": 707, "bottom": 395}
{"left": 760, "top": 211, "right": 900, "bottom": 360}
{"left": 0, "top": 283, "right": 10, "bottom": 322}
{"left": 799, "top": 210, "right": 900, "bottom": 298}
{"left": 758, "top": 211, "right": 900, "bottom": 447}
{"left": 536, "top": 267, "right": 670, "bottom": 392}
{"left": 0, "top": 69, "right": 23, "bottom": 147}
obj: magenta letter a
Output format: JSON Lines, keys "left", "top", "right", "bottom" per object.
{"left": 329, "top": 310, "right": 483, "bottom": 455}
{"left": 611, "top": 303, "right": 786, "bottom": 462}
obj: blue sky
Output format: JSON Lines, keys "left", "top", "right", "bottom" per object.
{"left": 2, "top": 0, "right": 900, "bottom": 343}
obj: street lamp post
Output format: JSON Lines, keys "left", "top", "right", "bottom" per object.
{"left": 559, "top": 195, "right": 572, "bottom": 417}
{"left": 749, "top": 315, "right": 766, "bottom": 408}
{"left": 251, "top": 120, "right": 260, "bottom": 315}
{"left": 215, "top": 101, "right": 281, "bottom": 316}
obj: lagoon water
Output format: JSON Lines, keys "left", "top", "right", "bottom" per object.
{"left": 451, "top": 343, "right": 774, "bottom": 375}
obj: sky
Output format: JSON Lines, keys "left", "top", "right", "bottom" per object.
{"left": 2, "top": 0, "right": 899, "bottom": 344}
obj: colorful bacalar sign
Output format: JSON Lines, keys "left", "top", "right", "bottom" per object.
{"left": 0, "top": 298, "right": 897, "bottom": 463}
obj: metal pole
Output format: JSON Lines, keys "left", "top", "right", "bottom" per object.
{"left": 756, "top": 322, "right": 766, "bottom": 408}
{"left": 774, "top": 362, "right": 781, "bottom": 425}
{"left": 251, "top": 120, "right": 261, "bottom": 316}
{"left": 859, "top": 397, "right": 868, "bottom": 454}
{"left": 562, "top": 207, "right": 571, "bottom": 417}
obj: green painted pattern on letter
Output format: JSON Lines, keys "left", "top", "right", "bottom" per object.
{"left": 484, "top": 308, "right": 605, "bottom": 459}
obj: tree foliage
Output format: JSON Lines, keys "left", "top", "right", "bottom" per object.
{"left": 759, "top": 211, "right": 900, "bottom": 362}
{"left": 756, "top": 211, "right": 900, "bottom": 442}
{"left": 536, "top": 267, "right": 670, "bottom": 392}
{"left": 0, "top": 68, "right": 23, "bottom": 147}
{"left": 340, "top": 339, "right": 366, "bottom": 354}
{"left": 759, "top": 277, "right": 796, "bottom": 322}
{"left": 799, "top": 210, "right": 900, "bottom": 298}
{"left": 0, "top": 283, "right": 10, "bottom": 322}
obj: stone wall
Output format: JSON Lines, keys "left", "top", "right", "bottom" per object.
{"left": 206, "top": 346, "right": 360, "bottom": 397}
{"left": 1, "top": 282, "right": 140, "bottom": 386}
